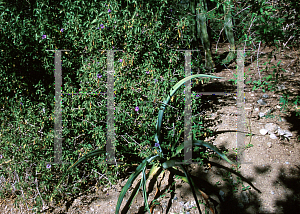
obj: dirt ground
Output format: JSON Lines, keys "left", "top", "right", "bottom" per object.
{"left": 0, "top": 43, "right": 299, "bottom": 213}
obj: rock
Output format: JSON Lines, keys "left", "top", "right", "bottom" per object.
{"left": 279, "top": 117, "right": 286, "bottom": 122}
{"left": 277, "top": 85, "right": 286, "bottom": 90}
{"left": 270, "top": 133, "right": 278, "bottom": 139}
{"left": 262, "top": 94, "right": 269, "bottom": 98}
{"left": 257, "top": 99, "right": 267, "bottom": 105}
{"left": 259, "top": 112, "right": 265, "bottom": 118}
{"left": 267, "top": 142, "right": 272, "bottom": 148}
{"left": 277, "top": 128, "right": 285, "bottom": 136}
{"left": 240, "top": 191, "right": 249, "bottom": 204}
{"left": 260, "top": 129, "right": 268, "bottom": 135}
{"left": 219, "top": 190, "right": 225, "bottom": 201}
{"left": 265, "top": 123, "right": 278, "bottom": 133}
{"left": 284, "top": 130, "right": 292, "bottom": 138}
{"left": 277, "top": 128, "right": 292, "bottom": 138}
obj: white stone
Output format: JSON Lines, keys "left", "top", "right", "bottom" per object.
{"left": 270, "top": 133, "right": 278, "bottom": 139}
{"left": 265, "top": 123, "right": 278, "bottom": 133}
{"left": 284, "top": 131, "right": 292, "bottom": 138}
{"left": 260, "top": 129, "right": 268, "bottom": 135}
{"left": 277, "top": 128, "right": 285, "bottom": 136}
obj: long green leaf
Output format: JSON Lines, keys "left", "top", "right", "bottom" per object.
{"left": 173, "top": 139, "right": 236, "bottom": 167}
{"left": 161, "top": 158, "right": 202, "bottom": 213}
{"left": 115, "top": 155, "right": 160, "bottom": 214}
{"left": 155, "top": 74, "right": 223, "bottom": 146}
{"left": 192, "top": 140, "right": 236, "bottom": 167}
{"left": 178, "top": 164, "right": 202, "bottom": 213}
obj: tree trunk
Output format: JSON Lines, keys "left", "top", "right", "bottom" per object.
{"left": 222, "top": 0, "right": 236, "bottom": 64}
{"left": 196, "top": 0, "right": 215, "bottom": 71}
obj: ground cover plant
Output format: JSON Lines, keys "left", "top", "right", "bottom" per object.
{"left": 0, "top": 0, "right": 299, "bottom": 213}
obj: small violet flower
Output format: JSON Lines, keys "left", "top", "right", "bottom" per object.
{"left": 146, "top": 71, "right": 149, "bottom": 74}
{"left": 135, "top": 106, "right": 139, "bottom": 112}
{"left": 60, "top": 28, "right": 64, "bottom": 32}
{"left": 0, "top": 155, "right": 2, "bottom": 159}
{"left": 46, "top": 164, "right": 51, "bottom": 169}
{"left": 108, "top": 9, "right": 111, "bottom": 12}
{"left": 97, "top": 74, "right": 102, "bottom": 78}
{"left": 42, "top": 35, "right": 46, "bottom": 39}
{"left": 119, "top": 59, "right": 123, "bottom": 62}
{"left": 155, "top": 143, "right": 160, "bottom": 147}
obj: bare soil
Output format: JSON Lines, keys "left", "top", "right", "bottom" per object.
{"left": 0, "top": 43, "right": 299, "bottom": 213}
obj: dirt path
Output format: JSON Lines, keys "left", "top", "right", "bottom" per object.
{"left": 1, "top": 44, "right": 299, "bottom": 213}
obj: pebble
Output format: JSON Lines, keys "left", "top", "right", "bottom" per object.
{"left": 260, "top": 129, "right": 268, "bottom": 135}
{"left": 219, "top": 190, "right": 225, "bottom": 201}
{"left": 267, "top": 142, "right": 272, "bottom": 148}
{"left": 265, "top": 123, "right": 278, "bottom": 133}
{"left": 269, "top": 133, "right": 278, "bottom": 139}
{"left": 257, "top": 99, "right": 267, "bottom": 105}
{"left": 262, "top": 94, "right": 269, "bottom": 98}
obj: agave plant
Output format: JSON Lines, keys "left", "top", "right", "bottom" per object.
{"left": 49, "top": 74, "right": 236, "bottom": 214}
{"left": 114, "top": 74, "right": 237, "bottom": 213}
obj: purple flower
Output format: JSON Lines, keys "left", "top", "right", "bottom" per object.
{"left": 42, "top": 35, "right": 46, "bottom": 39}
{"left": 146, "top": 71, "right": 149, "bottom": 74}
{"left": 108, "top": 9, "right": 111, "bottom": 12}
{"left": 60, "top": 28, "right": 64, "bottom": 32}
{"left": 196, "top": 94, "right": 200, "bottom": 97}
{"left": 46, "top": 164, "right": 51, "bottom": 169}
{"left": 97, "top": 74, "right": 102, "bottom": 78}
{"left": 0, "top": 155, "right": 2, "bottom": 159}
{"left": 97, "top": 27, "right": 99, "bottom": 29}
{"left": 154, "top": 79, "right": 158, "bottom": 83}
{"left": 135, "top": 106, "right": 139, "bottom": 112}
{"left": 155, "top": 143, "right": 160, "bottom": 147}
{"left": 101, "top": 24, "right": 104, "bottom": 29}
{"left": 119, "top": 59, "right": 123, "bottom": 62}
{"left": 112, "top": 46, "right": 115, "bottom": 49}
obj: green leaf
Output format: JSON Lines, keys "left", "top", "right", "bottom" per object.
{"left": 154, "top": 74, "right": 223, "bottom": 148}
{"left": 115, "top": 155, "right": 160, "bottom": 214}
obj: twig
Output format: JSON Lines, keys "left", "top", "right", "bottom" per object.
{"left": 283, "top": 35, "right": 294, "bottom": 48}
{"left": 91, "top": 169, "right": 113, "bottom": 188}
